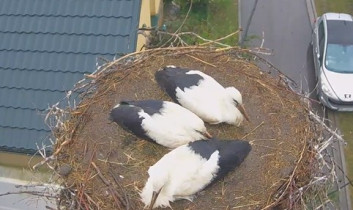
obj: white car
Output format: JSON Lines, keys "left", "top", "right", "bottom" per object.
{"left": 312, "top": 13, "right": 353, "bottom": 111}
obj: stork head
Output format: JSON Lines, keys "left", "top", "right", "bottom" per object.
{"left": 225, "top": 87, "right": 250, "bottom": 122}
{"left": 225, "top": 87, "right": 242, "bottom": 104}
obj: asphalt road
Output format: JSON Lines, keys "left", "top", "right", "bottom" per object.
{"left": 239, "top": 0, "right": 316, "bottom": 94}
{"left": 239, "top": 0, "right": 351, "bottom": 209}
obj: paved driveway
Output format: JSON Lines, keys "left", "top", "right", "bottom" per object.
{"left": 239, "top": 0, "right": 316, "bottom": 94}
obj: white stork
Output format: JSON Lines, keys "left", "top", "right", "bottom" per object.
{"left": 140, "top": 139, "right": 251, "bottom": 209}
{"left": 110, "top": 100, "right": 212, "bottom": 148}
{"left": 155, "top": 66, "right": 250, "bottom": 126}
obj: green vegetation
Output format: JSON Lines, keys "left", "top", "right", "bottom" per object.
{"left": 163, "top": 0, "right": 238, "bottom": 46}
{"left": 0, "top": 152, "right": 51, "bottom": 181}
{"left": 337, "top": 112, "right": 353, "bottom": 207}
{"left": 315, "top": 0, "right": 353, "bottom": 15}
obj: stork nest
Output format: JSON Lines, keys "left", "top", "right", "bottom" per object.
{"left": 48, "top": 47, "right": 323, "bottom": 209}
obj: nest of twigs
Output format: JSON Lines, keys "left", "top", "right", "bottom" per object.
{"left": 44, "top": 46, "right": 335, "bottom": 209}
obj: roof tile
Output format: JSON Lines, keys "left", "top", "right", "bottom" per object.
{"left": 0, "top": 0, "right": 141, "bottom": 153}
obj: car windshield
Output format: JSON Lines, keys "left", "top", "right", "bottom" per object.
{"left": 325, "top": 20, "right": 353, "bottom": 73}
{"left": 325, "top": 44, "right": 353, "bottom": 73}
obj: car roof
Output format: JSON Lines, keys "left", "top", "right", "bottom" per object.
{"left": 326, "top": 17, "right": 353, "bottom": 44}
{"left": 324, "top": 13, "right": 353, "bottom": 21}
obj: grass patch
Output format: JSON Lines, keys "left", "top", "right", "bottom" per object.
{"left": 315, "top": 0, "right": 353, "bottom": 16}
{"left": 337, "top": 112, "right": 353, "bottom": 207}
{"left": 164, "top": 0, "right": 238, "bottom": 45}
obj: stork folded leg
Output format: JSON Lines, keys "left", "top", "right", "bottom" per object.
{"left": 204, "top": 131, "right": 212, "bottom": 139}
{"left": 149, "top": 187, "right": 163, "bottom": 210}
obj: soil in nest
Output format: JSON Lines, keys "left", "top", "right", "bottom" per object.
{"left": 56, "top": 48, "right": 312, "bottom": 209}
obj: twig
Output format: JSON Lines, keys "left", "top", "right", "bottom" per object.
{"left": 243, "top": 121, "right": 265, "bottom": 140}
{"left": 186, "top": 54, "right": 217, "bottom": 67}
{"left": 84, "top": 192, "right": 100, "bottom": 209}
{"left": 255, "top": 79, "right": 284, "bottom": 107}
{"left": 91, "top": 162, "right": 110, "bottom": 186}
{"left": 158, "top": 31, "right": 231, "bottom": 47}
{"left": 97, "top": 158, "right": 126, "bottom": 166}
{"left": 232, "top": 201, "right": 260, "bottom": 209}
{"left": 110, "top": 170, "right": 131, "bottom": 210}
{"left": 0, "top": 191, "right": 58, "bottom": 198}
{"left": 91, "top": 162, "right": 124, "bottom": 209}
{"left": 77, "top": 147, "right": 96, "bottom": 210}
{"left": 253, "top": 31, "right": 266, "bottom": 61}
{"left": 261, "top": 141, "right": 307, "bottom": 209}
{"left": 309, "top": 111, "right": 345, "bottom": 142}
{"left": 32, "top": 155, "right": 56, "bottom": 170}
{"left": 200, "top": 31, "right": 239, "bottom": 46}
{"left": 160, "top": 0, "right": 193, "bottom": 48}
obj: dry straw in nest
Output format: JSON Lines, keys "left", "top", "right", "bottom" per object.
{"left": 33, "top": 46, "right": 340, "bottom": 210}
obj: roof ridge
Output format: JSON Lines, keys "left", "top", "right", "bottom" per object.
{"left": 0, "top": 67, "right": 91, "bottom": 74}
{"left": 0, "top": 86, "right": 67, "bottom": 93}
{"left": 0, "top": 125, "right": 50, "bottom": 132}
{"left": 0, "top": 30, "right": 131, "bottom": 37}
{"left": 0, "top": 105, "right": 46, "bottom": 112}
{"left": 0, "top": 13, "right": 133, "bottom": 19}
{"left": 0, "top": 49, "right": 118, "bottom": 56}
{"left": 0, "top": 146, "right": 41, "bottom": 155}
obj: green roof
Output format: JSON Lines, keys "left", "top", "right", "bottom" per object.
{"left": 0, "top": 0, "right": 141, "bottom": 154}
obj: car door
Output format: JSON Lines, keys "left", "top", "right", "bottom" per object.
{"left": 313, "top": 18, "right": 325, "bottom": 77}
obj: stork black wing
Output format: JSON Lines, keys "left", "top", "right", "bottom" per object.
{"left": 155, "top": 66, "right": 203, "bottom": 103}
{"left": 215, "top": 140, "right": 251, "bottom": 180}
{"left": 110, "top": 101, "right": 159, "bottom": 141}
{"left": 121, "top": 100, "right": 164, "bottom": 116}
{"left": 188, "top": 139, "right": 251, "bottom": 181}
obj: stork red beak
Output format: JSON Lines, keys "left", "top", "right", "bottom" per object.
{"left": 149, "top": 187, "right": 162, "bottom": 210}
{"left": 237, "top": 104, "right": 250, "bottom": 122}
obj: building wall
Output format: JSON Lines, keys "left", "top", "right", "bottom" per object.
{"left": 136, "top": 0, "right": 151, "bottom": 51}
{"left": 150, "top": 0, "right": 162, "bottom": 16}
{"left": 136, "top": 0, "right": 162, "bottom": 51}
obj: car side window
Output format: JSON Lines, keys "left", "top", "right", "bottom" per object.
{"left": 318, "top": 21, "right": 325, "bottom": 65}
